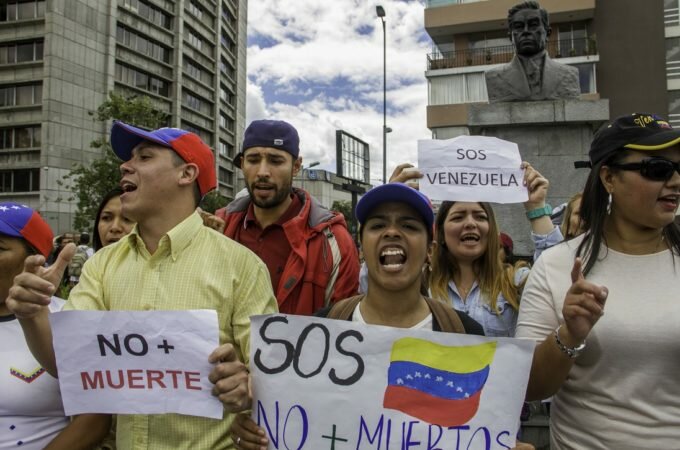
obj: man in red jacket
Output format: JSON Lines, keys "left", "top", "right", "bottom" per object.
{"left": 214, "top": 119, "right": 360, "bottom": 315}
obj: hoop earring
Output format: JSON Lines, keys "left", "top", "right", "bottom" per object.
{"left": 606, "top": 193, "right": 612, "bottom": 215}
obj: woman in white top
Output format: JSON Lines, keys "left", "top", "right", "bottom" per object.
{"left": 0, "top": 202, "right": 110, "bottom": 449}
{"left": 517, "top": 113, "right": 680, "bottom": 449}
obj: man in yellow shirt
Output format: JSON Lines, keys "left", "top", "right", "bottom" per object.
{"left": 7, "top": 121, "right": 278, "bottom": 449}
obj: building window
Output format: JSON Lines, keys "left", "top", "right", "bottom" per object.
{"left": 218, "top": 167, "right": 232, "bottom": 184}
{"left": 0, "top": 168, "right": 40, "bottom": 192}
{"left": 0, "top": 0, "right": 45, "bottom": 22}
{"left": 220, "top": 57, "right": 235, "bottom": 79}
{"left": 183, "top": 89, "right": 212, "bottom": 115}
{"left": 222, "top": 4, "right": 236, "bottom": 27}
{"left": 116, "top": 25, "right": 170, "bottom": 63}
{"left": 123, "top": 0, "right": 172, "bottom": 29}
{"left": 187, "top": 29, "right": 203, "bottom": 51}
{"left": 221, "top": 31, "right": 236, "bottom": 53}
{"left": 115, "top": 62, "right": 169, "bottom": 97}
{"left": 184, "top": 58, "right": 212, "bottom": 85}
{"left": 669, "top": 90, "right": 680, "bottom": 128}
{"left": 0, "top": 83, "right": 42, "bottom": 107}
{"left": 573, "top": 63, "right": 596, "bottom": 94}
{"left": 428, "top": 73, "right": 487, "bottom": 104}
{"left": 219, "top": 113, "right": 234, "bottom": 131}
{"left": 0, "top": 125, "right": 40, "bottom": 149}
{"left": 667, "top": 37, "right": 680, "bottom": 80}
{"left": 182, "top": 122, "right": 213, "bottom": 146}
{"left": 188, "top": 1, "right": 203, "bottom": 20}
{"left": 218, "top": 140, "right": 233, "bottom": 157}
{"left": 0, "top": 40, "right": 43, "bottom": 64}
{"left": 557, "top": 23, "right": 589, "bottom": 57}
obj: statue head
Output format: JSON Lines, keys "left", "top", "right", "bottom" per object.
{"left": 507, "top": 1, "right": 551, "bottom": 57}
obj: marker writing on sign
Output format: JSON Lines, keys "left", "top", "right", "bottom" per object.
{"left": 253, "top": 316, "right": 365, "bottom": 386}
{"left": 426, "top": 171, "right": 519, "bottom": 187}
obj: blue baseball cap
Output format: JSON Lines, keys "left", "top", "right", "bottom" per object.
{"left": 0, "top": 202, "right": 53, "bottom": 258}
{"left": 356, "top": 183, "right": 434, "bottom": 230}
{"left": 240, "top": 119, "right": 300, "bottom": 159}
{"left": 110, "top": 121, "right": 217, "bottom": 197}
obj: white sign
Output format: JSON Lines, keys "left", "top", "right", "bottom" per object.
{"left": 250, "top": 314, "right": 534, "bottom": 450}
{"left": 50, "top": 310, "right": 222, "bottom": 419}
{"left": 418, "top": 136, "right": 528, "bottom": 203}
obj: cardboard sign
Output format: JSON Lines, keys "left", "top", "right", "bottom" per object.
{"left": 50, "top": 309, "right": 222, "bottom": 419}
{"left": 418, "top": 136, "right": 528, "bottom": 204}
{"left": 250, "top": 314, "right": 535, "bottom": 450}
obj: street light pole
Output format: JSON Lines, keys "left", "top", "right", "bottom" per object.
{"left": 377, "top": 5, "right": 387, "bottom": 184}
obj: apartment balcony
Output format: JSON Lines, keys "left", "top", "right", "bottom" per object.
{"left": 425, "top": 0, "right": 595, "bottom": 37}
{"left": 427, "top": 37, "right": 597, "bottom": 71}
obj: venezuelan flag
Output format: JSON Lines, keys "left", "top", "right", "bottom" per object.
{"left": 383, "top": 337, "right": 496, "bottom": 426}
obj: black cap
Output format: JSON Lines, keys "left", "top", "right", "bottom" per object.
{"left": 589, "top": 113, "right": 680, "bottom": 166}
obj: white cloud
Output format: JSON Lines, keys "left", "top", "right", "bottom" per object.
{"left": 246, "top": 0, "right": 431, "bottom": 184}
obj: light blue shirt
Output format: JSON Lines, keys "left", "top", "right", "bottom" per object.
{"left": 532, "top": 226, "right": 563, "bottom": 261}
{"left": 448, "top": 281, "right": 517, "bottom": 337}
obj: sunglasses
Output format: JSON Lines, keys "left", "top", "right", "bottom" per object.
{"left": 608, "top": 157, "right": 680, "bottom": 181}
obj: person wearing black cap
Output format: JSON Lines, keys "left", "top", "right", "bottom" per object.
{"left": 517, "top": 113, "right": 680, "bottom": 448}
{"left": 6, "top": 122, "right": 278, "bottom": 449}
{"left": 213, "top": 119, "right": 360, "bottom": 316}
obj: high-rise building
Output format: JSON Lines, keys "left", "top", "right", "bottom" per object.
{"left": 424, "top": 0, "right": 671, "bottom": 138}
{"left": 0, "top": 0, "right": 247, "bottom": 232}
{"left": 667, "top": 0, "right": 680, "bottom": 126}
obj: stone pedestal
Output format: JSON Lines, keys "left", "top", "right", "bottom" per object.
{"left": 461, "top": 99, "right": 609, "bottom": 257}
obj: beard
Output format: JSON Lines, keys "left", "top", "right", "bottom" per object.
{"left": 246, "top": 177, "right": 294, "bottom": 209}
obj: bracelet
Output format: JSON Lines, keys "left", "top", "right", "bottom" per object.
{"left": 526, "top": 204, "right": 552, "bottom": 220}
{"left": 554, "top": 325, "right": 586, "bottom": 359}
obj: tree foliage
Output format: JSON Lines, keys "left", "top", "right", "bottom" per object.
{"left": 199, "top": 190, "right": 229, "bottom": 214}
{"left": 61, "top": 92, "right": 167, "bottom": 231}
{"left": 331, "top": 200, "right": 353, "bottom": 223}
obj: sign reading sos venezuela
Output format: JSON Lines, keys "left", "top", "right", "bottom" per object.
{"left": 250, "top": 315, "right": 534, "bottom": 450}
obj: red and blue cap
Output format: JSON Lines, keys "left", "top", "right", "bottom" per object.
{"left": 0, "top": 202, "right": 53, "bottom": 258}
{"left": 356, "top": 183, "right": 434, "bottom": 230}
{"left": 110, "top": 121, "right": 217, "bottom": 197}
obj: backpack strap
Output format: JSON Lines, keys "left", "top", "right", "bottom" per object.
{"left": 326, "top": 295, "right": 364, "bottom": 320}
{"left": 323, "top": 226, "right": 342, "bottom": 307}
{"left": 425, "top": 297, "right": 466, "bottom": 334}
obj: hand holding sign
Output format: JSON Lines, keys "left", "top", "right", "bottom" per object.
{"left": 7, "top": 243, "right": 75, "bottom": 319}
{"left": 418, "top": 136, "right": 528, "bottom": 204}
{"left": 522, "top": 162, "right": 550, "bottom": 211}
{"left": 208, "top": 343, "right": 251, "bottom": 413}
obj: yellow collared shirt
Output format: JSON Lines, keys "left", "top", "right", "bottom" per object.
{"left": 67, "top": 212, "right": 278, "bottom": 449}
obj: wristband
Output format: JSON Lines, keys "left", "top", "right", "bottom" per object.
{"left": 554, "top": 325, "right": 586, "bottom": 359}
{"left": 526, "top": 204, "right": 552, "bottom": 220}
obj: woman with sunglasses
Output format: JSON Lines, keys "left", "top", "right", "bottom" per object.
{"left": 517, "top": 113, "right": 680, "bottom": 449}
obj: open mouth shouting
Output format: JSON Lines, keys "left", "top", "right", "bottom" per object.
{"left": 380, "top": 246, "right": 407, "bottom": 272}
{"left": 120, "top": 180, "right": 137, "bottom": 194}
{"left": 658, "top": 193, "right": 679, "bottom": 212}
{"left": 460, "top": 233, "right": 481, "bottom": 245}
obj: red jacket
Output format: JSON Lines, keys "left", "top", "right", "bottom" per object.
{"left": 215, "top": 189, "right": 360, "bottom": 315}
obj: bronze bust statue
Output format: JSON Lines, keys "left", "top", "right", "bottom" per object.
{"left": 485, "top": 1, "right": 581, "bottom": 103}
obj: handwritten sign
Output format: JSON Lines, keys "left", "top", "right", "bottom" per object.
{"left": 418, "top": 136, "right": 528, "bottom": 203}
{"left": 50, "top": 309, "right": 222, "bottom": 419}
{"left": 250, "top": 314, "right": 534, "bottom": 450}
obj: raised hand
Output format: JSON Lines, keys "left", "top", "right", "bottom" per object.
{"left": 7, "top": 243, "right": 75, "bottom": 319}
{"left": 561, "top": 257, "right": 608, "bottom": 345}
{"left": 521, "top": 161, "right": 549, "bottom": 210}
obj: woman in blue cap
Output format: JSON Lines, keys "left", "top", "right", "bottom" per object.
{"left": 0, "top": 202, "right": 110, "bottom": 449}
{"left": 517, "top": 113, "right": 680, "bottom": 448}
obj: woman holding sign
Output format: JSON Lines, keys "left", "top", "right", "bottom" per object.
{"left": 0, "top": 203, "right": 110, "bottom": 450}
{"left": 517, "top": 113, "right": 680, "bottom": 448}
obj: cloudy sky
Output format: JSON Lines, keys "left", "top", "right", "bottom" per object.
{"left": 245, "top": 0, "right": 431, "bottom": 185}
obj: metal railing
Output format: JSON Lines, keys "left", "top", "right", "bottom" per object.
{"left": 426, "top": 0, "right": 486, "bottom": 7}
{"left": 427, "top": 38, "right": 597, "bottom": 70}
{"left": 668, "top": 60, "right": 680, "bottom": 79}
{"left": 665, "top": 7, "right": 680, "bottom": 27}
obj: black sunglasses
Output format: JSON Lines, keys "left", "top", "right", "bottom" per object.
{"left": 608, "top": 157, "right": 680, "bottom": 181}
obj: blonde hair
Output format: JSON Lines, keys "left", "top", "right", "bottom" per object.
{"left": 429, "top": 201, "right": 521, "bottom": 313}
{"left": 560, "top": 192, "right": 583, "bottom": 239}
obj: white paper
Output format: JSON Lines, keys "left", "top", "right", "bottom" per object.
{"left": 418, "top": 136, "right": 528, "bottom": 204}
{"left": 250, "top": 314, "right": 535, "bottom": 450}
{"left": 50, "top": 309, "right": 222, "bottom": 419}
